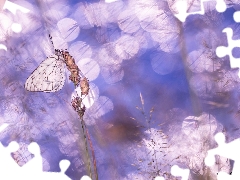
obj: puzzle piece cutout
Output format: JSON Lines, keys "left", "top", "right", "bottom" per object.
{"left": 154, "top": 165, "right": 190, "bottom": 180}
{"left": 0, "top": 123, "right": 8, "bottom": 132}
{"left": 204, "top": 132, "right": 240, "bottom": 180}
{"left": 0, "top": 141, "right": 21, "bottom": 179}
{"left": 2, "top": 0, "right": 30, "bottom": 14}
{"left": 0, "top": 124, "right": 92, "bottom": 180}
{"left": 233, "top": 11, "right": 240, "bottom": 23}
{"left": 155, "top": 176, "right": 165, "bottom": 180}
{"left": 81, "top": 175, "right": 92, "bottom": 180}
{"left": 216, "top": 28, "right": 240, "bottom": 77}
{"left": 2, "top": 0, "right": 30, "bottom": 33}
{"left": 0, "top": 44, "right": 7, "bottom": 51}
{"left": 171, "top": 165, "right": 190, "bottom": 180}
{"left": 173, "top": 0, "right": 226, "bottom": 22}
{"left": 0, "top": 141, "right": 71, "bottom": 179}
{"left": 105, "top": 0, "right": 119, "bottom": 3}
{"left": 0, "top": 0, "right": 31, "bottom": 52}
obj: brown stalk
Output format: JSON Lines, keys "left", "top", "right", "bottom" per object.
{"left": 65, "top": 52, "right": 98, "bottom": 180}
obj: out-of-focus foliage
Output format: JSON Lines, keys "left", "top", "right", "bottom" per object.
{"left": 0, "top": 0, "right": 240, "bottom": 179}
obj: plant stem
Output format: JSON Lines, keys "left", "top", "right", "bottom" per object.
{"left": 74, "top": 84, "right": 98, "bottom": 180}
{"left": 85, "top": 126, "right": 98, "bottom": 180}
{"left": 79, "top": 115, "right": 93, "bottom": 179}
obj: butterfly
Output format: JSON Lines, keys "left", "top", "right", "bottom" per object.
{"left": 25, "top": 35, "right": 89, "bottom": 94}
{"left": 25, "top": 49, "right": 66, "bottom": 92}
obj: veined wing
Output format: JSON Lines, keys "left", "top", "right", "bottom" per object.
{"left": 25, "top": 55, "right": 66, "bottom": 92}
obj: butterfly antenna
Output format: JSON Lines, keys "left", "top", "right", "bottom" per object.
{"left": 49, "top": 34, "right": 56, "bottom": 53}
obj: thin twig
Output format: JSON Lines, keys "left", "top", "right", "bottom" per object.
{"left": 85, "top": 126, "right": 98, "bottom": 180}
{"left": 69, "top": 59, "right": 98, "bottom": 180}
{"left": 80, "top": 115, "right": 93, "bottom": 178}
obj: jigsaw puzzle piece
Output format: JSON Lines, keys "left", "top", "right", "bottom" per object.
{"left": 216, "top": 28, "right": 240, "bottom": 77}
{"left": 154, "top": 176, "right": 165, "bottom": 180}
{"left": 205, "top": 132, "right": 240, "bottom": 180}
{"left": 19, "top": 142, "right": 72, "bottom": 180}
{"left": 234, "top": 11, "right": 240, "bottom": 23}
{"left": 3, "top": 0, "right": 30, "bottom": 14}
{"left": 205, "top": 132, "right": 240, "bottom": 163}
{"left": 173, "top": 0, "right": 227, "bottom": 22}
{"left": 0, "top": 44, "right": 7, "bottom": 51}
{"left": 0, "top": 141, "right": 21, "bottom": 179}
{"left": 0, "top": 123, "right": 8, "bottom": 132}
{"left": 215, "top": 0, "right": 227, "bottom": 12}
{"left": 21, "top": 142, "right": 42, "bottom": 172}
{"left": 40, "top": 160, "right": 71, "bottom": 180}
{"left": 171, "top": 165, "right": 190, "bottom": 180}
{"left": 153, "top": 165, "right": 190, "bottom": 180}
{"left": 17, "top": 142, "right": 44, "bottom": 179}
{"left": 233, "top": 11, "right": 240, "bottom": 23}
{"left": 1, "top": 0, "right": 30, "bottom": 34}
{"left": 217, "top": 171, "right": 236, "bottom": 180}
{"left": 0, "top": 139, "right": 77, "bottom": 180}
{"left": 80, "top": 175, "right": 92, "bottom": 180}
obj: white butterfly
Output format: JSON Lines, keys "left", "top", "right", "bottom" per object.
{"left": 25, "top": 34, "right": 89, "bottom": 94}
{"left": 24, "top": 51, "right": 66, "bottom": 92}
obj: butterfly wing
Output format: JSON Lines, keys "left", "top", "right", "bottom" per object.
{"left": 25, "top": 55, "right": 65, "bottom": 92}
